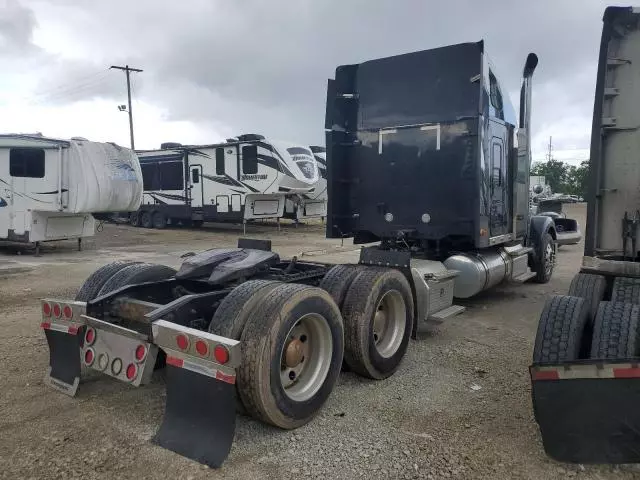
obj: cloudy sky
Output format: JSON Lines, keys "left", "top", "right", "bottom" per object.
{"left": 0, "top": 0, "right": 619, "bottom": 164}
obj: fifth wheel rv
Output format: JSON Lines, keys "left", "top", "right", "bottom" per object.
{"left": 284, "top": 145, "right": 328, "bottom": 221}
{"left": 0, "top": 134, "right": 142, "bottom": 253}
{"left": 132, "top": 134, "right": 320, "bottom": 228}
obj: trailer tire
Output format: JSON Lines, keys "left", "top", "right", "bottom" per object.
{"left": 96, "top": 263, "right": 176, "bottom": 297}
{"left": 238, "top": 283, "right": 344, "bottom": 429}
{"left": 531, "top": 232, "right": 555, "bottom": 284}
{"left": 140, "top": 211, "right": 153, "bottom": 229}
{"left": 341, "top": 267, "right": 414, "bottom": 379}
{"left": 591, "top": 301, "right": 640, "bottom": 359}
{"left": 532, "top": 295, "right": 589, "bottom": 363}
{"left": 208, "top": 280, "right": 282, "bottom": 339}
{"left": 74, "top": 261, "right": 139, "bottom": 301}
{"left": 152, "top": 211, "right": 167, "bottom": 229}
{"left": 319, "top": 264, "right": 362, "bottom": 308}
{"left": 192, "top": 220, "right": 204, "bottom": 228}
{"left": 610, "top": 277, "right": 640, "bottom": 305}
{"left": 567, "top": 273, "right": 607, "bottom": 324}
{"left": 129, "top": 212, "right": 140, "bottom": 227}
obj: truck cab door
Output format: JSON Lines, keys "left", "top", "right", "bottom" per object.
{"left": 489, "top": 131, "right": 508, "bottom": 237}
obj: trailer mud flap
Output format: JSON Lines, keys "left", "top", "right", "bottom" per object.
{"left": 43, "top": 328, "right": 82, "bottom": 396}
{"left": 531, "top": 363, "right": 640, "bottom": 463}
{"left": 153, "top": 363, "right": 236, "bottom": 468}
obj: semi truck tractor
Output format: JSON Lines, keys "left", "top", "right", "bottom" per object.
{"left": 531, "top": 6, "right": 640, "bottom": 464}
{"left": 40, "top": 40, "right": 560, "bottom": 467}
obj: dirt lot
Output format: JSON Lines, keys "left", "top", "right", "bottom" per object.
{"left": 0, "top": 205, "right": 637, "bottom": 480}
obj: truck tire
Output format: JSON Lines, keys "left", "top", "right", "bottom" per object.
{"left": 152, "top": 211, "right": 167, "bottom": 229}
{"left": 591, "top": 301, "right": 640, "bottom": 359}
{"left": 341, "top": 267, "right": 414, "bottom": 379}
{"left": 238, "top": 283, "right": 344, "bottom": 429}
{"left": 129, "top": 212, "right": 140, "bottom": 227}
{"left": 74, "top": 261, "right": 139, "bottom": 301}
{"left": 208, "top": 280, "right": 281, "bottom": 339}
{"left": 532, "top": 232, "right": 555, "bottom": 284}
{"left": 532, "top": 295, "right": 589, "bottom": 363}
{"left": 319, "top": 264, "right": 362, "bottom": 308}
{"left": 97, "top": 263, "right": 177, "bottom": 297}
{"left": 567, "top": 273, "right": 607, "bottom": 324}
{"left": 140, "top": 211, "right": 153, "bottom": 229}
{"left": 610, "top": 277, "right": 640, "bottom": 305}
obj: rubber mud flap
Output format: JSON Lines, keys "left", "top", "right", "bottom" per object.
{"left": 44, "top": 329, "right": 82, "bottom": 396}
{"left": 153, "top": 365, "right": 236, "bottom": 468}
{"left": 531, "top": 364, "right": 640, "bottom": 463}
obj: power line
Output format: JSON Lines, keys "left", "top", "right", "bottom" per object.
{"left": 110, "top": 65, "right": 143, "bottom": 150}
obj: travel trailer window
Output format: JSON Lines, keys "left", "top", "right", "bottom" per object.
{"left": 216, "top": 148, "right": 225, "bottom": 175}
{"left": 9, "top": 148, "right": 45, "bottom": 178}
{"left": 141, "top": 164, "right": 157, "bottom": 190}
{"left": 158, "top": 161, "right": 184, "bottom": 190}
{"left": 242, "top": 145, "right": 258, "bottom": 174}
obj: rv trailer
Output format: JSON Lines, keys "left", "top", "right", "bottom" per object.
{"left": 284, "top": 145, "right": 328, "bottom": 222}
{"left": 132, "top": 134, "right": 320, "bottom": 229}
{"left": 0, "top": 134, "right": 142, "bottom": 253}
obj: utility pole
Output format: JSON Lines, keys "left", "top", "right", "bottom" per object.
{"left": 546, "top": 136, "right": 553, "bottom": 162}
{"left": 110, "top": 65, "right": 143, "bottom": 150}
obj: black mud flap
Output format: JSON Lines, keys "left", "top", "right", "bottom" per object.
{"left": 43, "top": 329, "right": 82, "bottom": 396}
{"left": 532, "top": 363, "right": 640, "bottom": 463}
{"left": 153, "top": 365, "right": 236, "bottom": 468}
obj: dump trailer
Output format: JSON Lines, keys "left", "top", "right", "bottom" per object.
{"left": 531, "top": 6, "right": 640, "bottom": 464}
{"left": 41, "top": 41, "right": 557, "bottom": 467}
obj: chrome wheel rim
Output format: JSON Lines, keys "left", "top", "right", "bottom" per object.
{"left": 280, "top": 313, "right": 333, "bottom": 402}
{"left": 544, "top": 242, "right": 555, "bottom": 276}
{"left": 372, "top": 290, "right": 406, "bottom": 358}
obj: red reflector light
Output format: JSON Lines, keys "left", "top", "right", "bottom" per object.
{"left": 68, "top": 325, "right": 79, "bottom": 335}
{"left": 135, "top": 344, "right": 147, "bottom": 362}
{"left": 613, "top": 367, "right": 640, "bottom": 379}
{"left": 40, "top": 321, "right": 51, "bottom": 330}
{"left": 63, "top": 305, "right": 73, "bottom": 319}
{"left": 126, "top": 363, "right": 137, "bottom": 381}
{"left": 195, "top": 340, "right": 208, "bottom": 357}
{"left": 84, "top": 349, "right": 95, "bottom": 366}
{"left": 176, "top": 334, "right": 189, "bottom": 351}
{"left": 214, "top": 345, "right": 229, "bottom": 364}
{"left": 52, "top": 303, "right": 62, "bottom": 318}
{"left": 532, "top": 370, "right": 559, "bottom": 381}
{"left": 166, "top": 356, "right": 184, "bottom": 368}
{"left": 42, "top": 302, "right": 52, "bottom": 317}
{"left": 85, "top": 328, "right": 96, "bottom": 346}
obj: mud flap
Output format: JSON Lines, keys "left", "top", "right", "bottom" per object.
{"left": 153, "top": 364, "right": 236, "bottom": 468}
{"left": 532, "top": 363, "right": 640, "bottom": 463}
{"left": 43, "top": 328, "right": 82, "bottom": 396}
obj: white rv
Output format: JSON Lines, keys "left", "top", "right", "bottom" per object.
{"left": 132, "top": 134, "right": 320, "bottom": 228}
{"left": 0, "top": 134, "right": 142, "bottom": 251}
{"left": 284, "top": 145, "right": 327, "bottom": 221}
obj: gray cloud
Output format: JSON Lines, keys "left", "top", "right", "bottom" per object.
{"left": 14, "top": 0, "right": 621, "bottom": 148}
{"left": 0, "top": 0, "right": 39, "bottom": 54}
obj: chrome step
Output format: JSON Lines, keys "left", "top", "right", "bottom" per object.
{"left": 512, "top": 271, "right": 536, "bottom": 283}
{"left": 428, "top": 305, "right": 466, "bottom": 324}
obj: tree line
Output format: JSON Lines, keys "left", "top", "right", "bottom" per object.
{"left": 530, "top": 158, "right": 590, "bottom": 197}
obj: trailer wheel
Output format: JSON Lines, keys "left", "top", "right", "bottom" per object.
{"left": 531, "top": 232, "right": 555, "bottom": 283}
{"left": 140, "top": 211, "right": 153, "bottom": 229}
{"left": 591, "top": 301, "right": 640, "bottom": 359}
{"left": 152, "top": 211, "right": 167, "bottom": 229}
{"left": 532, "top": 295, "right": 589, "bottom": 363}
{"left": 96, "top": 263, "right": 177, "bottom": 297}
{"left": 192, "top": 220, "right": 204, "bottom": 228}
{"left": 567, "top": 273, "right": 607, "bottom": 323}
{"left": 129, "top": 212, "right": 140, "bottom": 227}
{"left": 238, "top": 283, "right": 344, "bottom": 429}
{"left": 74, "top": 261, "right": 139, "bottom": 301}
{"left": 208, "top": 280, "right": 281, "bottom": 339}
{"left": 610, "top": 277, "right": 640, "bottom": 305}
{"left": 319, "top": 264, "right": 362, "bottom": 308}
{"left": 340, "top": 267, "right": 414, "bottom": 379}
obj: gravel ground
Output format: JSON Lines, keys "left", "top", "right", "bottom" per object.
{"left": 1, "top": 204, "right": 638, "bottom": 480}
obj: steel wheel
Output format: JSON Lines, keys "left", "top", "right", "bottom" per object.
{"left": 544, "top": 242, "right": 555, "bottom": 277}
{"left": 372, "top": 289, "right": 406, "bottom": 358}
{"left": 280, "top": 313, "right": 333, "bottom": 402}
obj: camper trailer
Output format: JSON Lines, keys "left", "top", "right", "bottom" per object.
{"left": 132, "top": 134, "right": 320, "bottom": 228}
{"left": 284, "top": 145, "right": 328, "bottom": 222}
{"left": 0, "top": 134, "right": 142, "bottom": 252}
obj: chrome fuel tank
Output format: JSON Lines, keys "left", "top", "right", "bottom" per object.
{"left": 443, "top": 250, "right": 512, "bottom": 298}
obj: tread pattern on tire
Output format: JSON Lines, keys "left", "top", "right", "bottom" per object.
{"left": 319, "top": 264, "right": 362, "bottom": 308}
{"left": 97, "top": 263, "right": 176, "bottom": 297}
{"left": 591, "top": 301, "right": 640, "bottom": 359}
{"left": 567, "top": 273, "right": 607, "bottom": 322}
{"left": 74, "top": 261, "right": 139, "bottom": 301}
{"left": 611, "top": 277, "right": 640, "bottom": 305}
{"left": 238, "top": 283, "right": 343, "bottom": 429}
{"left": 341, "top": 267, "right": 414, "bottom": 379}
{"left": 533, "top": 295, "right": 589, "bottom": 363}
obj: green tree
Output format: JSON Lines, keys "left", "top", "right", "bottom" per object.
{"left": 531, "top": 158, "right": 569, "bottom": 193}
